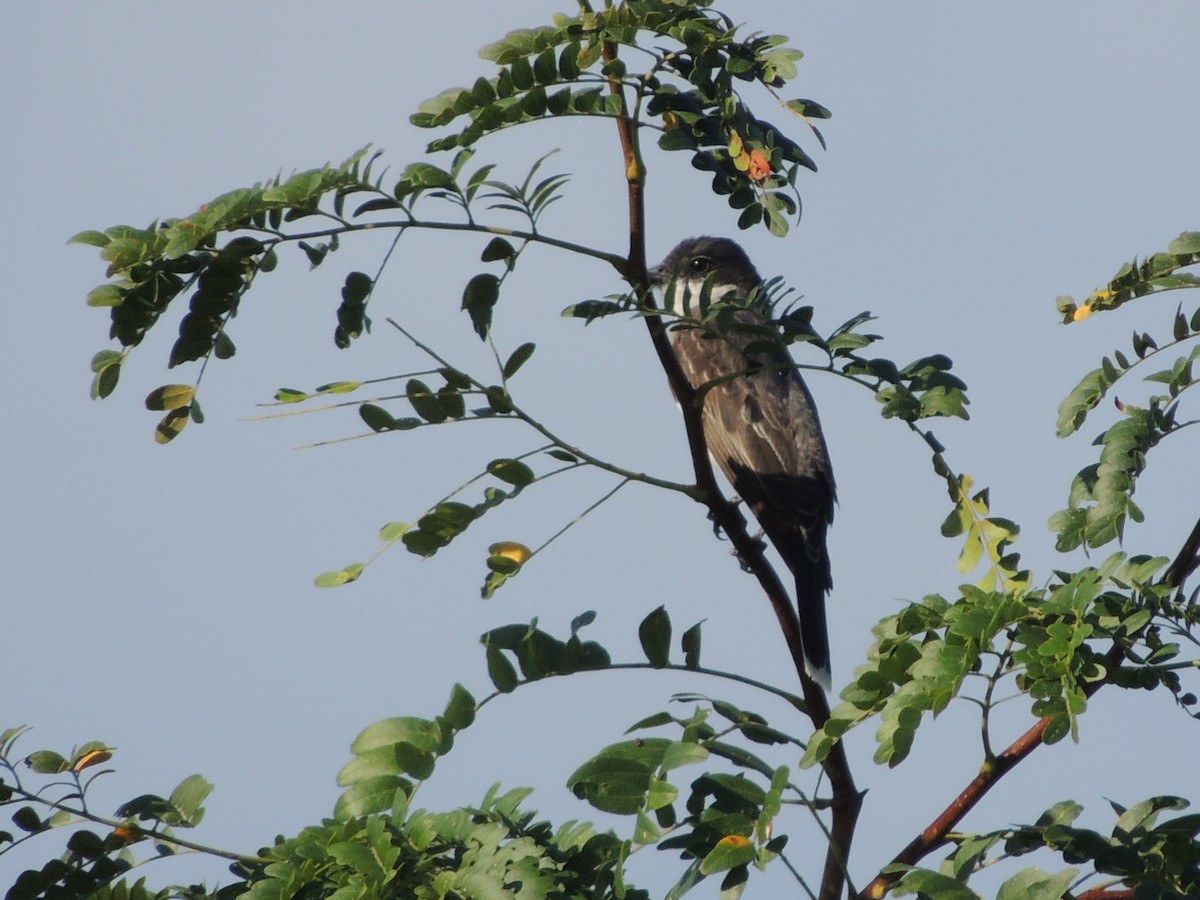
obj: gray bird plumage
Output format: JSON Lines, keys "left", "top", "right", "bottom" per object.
{"left": 650, "top": 236, "right": 836, "bottom": 688}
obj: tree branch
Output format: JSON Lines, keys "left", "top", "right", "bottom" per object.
{"left": 859, "top": 513, "right": 1200, "bottom": 898}
{"left": 1164, "top": 513, "right": 1200, "bottom": 591}
{"left": 601, "top": 41, "right": 861, "bottom": 900}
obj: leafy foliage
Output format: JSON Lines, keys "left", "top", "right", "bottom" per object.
{"left": 41, "top": 2, "right": 1200, "bottom": 899}
{"left": 895, "top": 796, "right": 1200, "bottom": 899}
{"left": 1051, "top": 232, "right": 1200, "bottom": 552}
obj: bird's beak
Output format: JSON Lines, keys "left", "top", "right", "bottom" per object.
{"left": 646, "top": 264, "right": 665, "bottom": 287}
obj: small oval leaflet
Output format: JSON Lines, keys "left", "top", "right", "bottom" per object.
{"left": 487, "top": 458, "right": 535, "bottom": 486}
{"left": 145, "top": 384, "right": 196, "bottom": 412}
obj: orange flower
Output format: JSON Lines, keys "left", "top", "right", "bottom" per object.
{"left": 747, "top": 148, "right": 772, "bottom": 182}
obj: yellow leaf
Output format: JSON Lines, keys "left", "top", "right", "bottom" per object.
{"left": 1073, "top": 304, "right": 1093, "bottom": 321}
{"left": 488, "top": 541, "right": 532, "bottom": 565}
{"left": 717, "top": 834, "right": 751, "bottom": 848}
{"left": 73, "top": 749, "right": 113, "bottom": 772}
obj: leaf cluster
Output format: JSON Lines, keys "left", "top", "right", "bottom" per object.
{"left": 412, "top": 2, "right": 822, "bottom": 235}
{"left": 897, "top": 796, "right": 1200, "bottom": 899}
{"left": 805, "top": 552, "right": 1195, "bottom": 774}
{"left": 1052, "top": 232, "right": 1200, "bottom": 552}
{"left": 1, "top": 726, "right": 214, "bottom": 900}
{"left": 232, "top": 787, "right": 644, "bottom": 900}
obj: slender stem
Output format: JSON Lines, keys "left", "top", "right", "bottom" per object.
{"left": 978, "top": 639, "right": 1014, "bottom": 762}
{"left": 3, "top": 784, "right": 261, "bottom": 865}
{"left": 475, "top": 660, "right": 805, "bottom": 713}
{"left": 384, "top": 317, "right": 696, "bottom": 495}
{"left": 528, "top": 478, "right": 630, "bottom": 559}
{"left": 259, "top": 218, "right": 628, "bottom": 275}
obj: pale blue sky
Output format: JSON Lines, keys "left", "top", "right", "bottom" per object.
{"left": 4, "top": 3, "right": 1200, "bottom": 896}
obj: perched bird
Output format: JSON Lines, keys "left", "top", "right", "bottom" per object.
{"left": 649, "top": 237, "right": 836, "bottom": 688}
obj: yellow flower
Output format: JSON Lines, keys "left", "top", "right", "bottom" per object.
{"left": 1072, "top": 304, "right": 1093, "bottom": 321}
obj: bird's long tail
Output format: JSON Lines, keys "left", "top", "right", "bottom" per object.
{"left": 795, "top": 573, "right": 831, "bottom": 691}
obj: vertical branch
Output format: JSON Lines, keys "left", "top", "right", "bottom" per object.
{"left": 601, "top": 38, "right": 861, "bottom": 900}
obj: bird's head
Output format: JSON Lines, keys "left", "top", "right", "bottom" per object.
{"left": 648, "top": 236, "right": 763, "bottom": 316}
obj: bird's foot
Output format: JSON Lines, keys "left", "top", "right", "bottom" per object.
{"left": 730, "top": 530, "right": 768, "bottom": 573}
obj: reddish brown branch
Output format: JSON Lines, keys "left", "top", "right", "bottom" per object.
{"left": 1076, "top": 890, "right": 1135, "bottom": 900}
{"left": 860, "top": 513, "right": 1200, "bottom": 898}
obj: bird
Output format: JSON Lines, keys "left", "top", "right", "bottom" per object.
{"left": 649, "top": 236, "right": 836, "bottom": 689}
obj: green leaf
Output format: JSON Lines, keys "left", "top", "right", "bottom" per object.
{"left": 462, "top": 273, "right": 500, "bottom": 339}
{"left": 1166, "top": 230, "right": 1200, "bottom": 254}
{"left": 561, "top": 298, "right": 626, "bottom": 321}
{"left": 436, "top": 385, "right": 466, "bottom": 419}
{"left": 86, "top": 283, "right": 124, "bottom": 307}
{"left": 400, "top": 162, "right": 456, "bottom": 190}
{"left": 699, "top": 836, "right": 756, "bottom": 876}
{"left": 213, "top": 330, "right": 236, "bottom": 359}
{"left": 406, "top": 379, "right": 446, "bottom": 423}
{"left": 894, "top": 869, "right": 981, "bottom": 899}
{"left": 502, "top": 342, "right": 536, "bottom": 379}
{"left": 145, "top": 384, "right": 196, "bottom": 411}
{"left": 154, "top": 407, "right": 190, "bottom": 444}
{"left": 313, "top": 563, "right": 364, "bottom": 588}
{"left": 11, "top": 806, "right": 46, "bottom": 834}
{"left": 1057, "top": 366, "right": 1115, "bottom": 437}
{"left": 298, "top": 240, "right": 331, "bottom": 269}
{"left": 168, "top": 774, "right": 212, "bottom": 826}
{"left": 350, "top": 720, "right": 448, "bottom": 763}
{"left": 681, "top": 621, "right": 703, "bottom": 669}
{"left": 533, "top": 47, "right": 559, "bottom": 84}
{"left": 785, "top": 98, "right": 832, "bottom": 119}
{"left": 25, "top": 750, "right": 69, "bottom": 774}
{"left": 91, "top": 359, "right": 121, "bottom": 400}
{"left": 487, "top": 458, "right": 535, "bottom": 486}
{"left": 639, "top": 606, "right": 671, "bottom": 668}
{"left": 378, "top": 521, "right": 409, "bottom": 541}
{"left": 274, "top": 387, "right": 308, "bottom": 403}
{"left": 442, "top": 683, "right": 476, "bottom": 730}
{"left": 566, "top": 738, "right": 670, "bottom": 815}
{"left": 995, "top": 867, "right": 1077, "bottom": 900}
{"left": 411, "top": 86, "right": 471, "bottom": 127}
{"left": 69, "top": 229, "right": 112, "bottom": 248}
{"left": 342, "top": 270, "right": 373, "bottom": 305}
{"left": 661, "top": 740, "right": 709, "bottom": 772}
{"left": 491, "top": 25, "right": 565, "bottom": 62}
{"left": 485, "top": 644, "right": 519, "bottom": 692}
{"left": 335, "top": 775, "right": 409, "bottom": 819}
{"left": 89, "top": 349, "right": 123, "bottom": 374}
{"left": 634, "top": 809, "right": 662, "bottom": 844}
{"left": 481, "top": 237, "right": 516, "bottom": 262}
{"left": 360, "top": 403, "right": 398, "bottom": 432}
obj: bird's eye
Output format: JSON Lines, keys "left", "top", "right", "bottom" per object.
{"left": 689, "top": 256, "right": 711, "bottom": 274}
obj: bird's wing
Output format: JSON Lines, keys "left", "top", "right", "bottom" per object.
{"left": 672, "top": 319, "right": 835, "bottom": 520}
{"left": 671, "top": 314, "right": 836, "bottom": 685}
